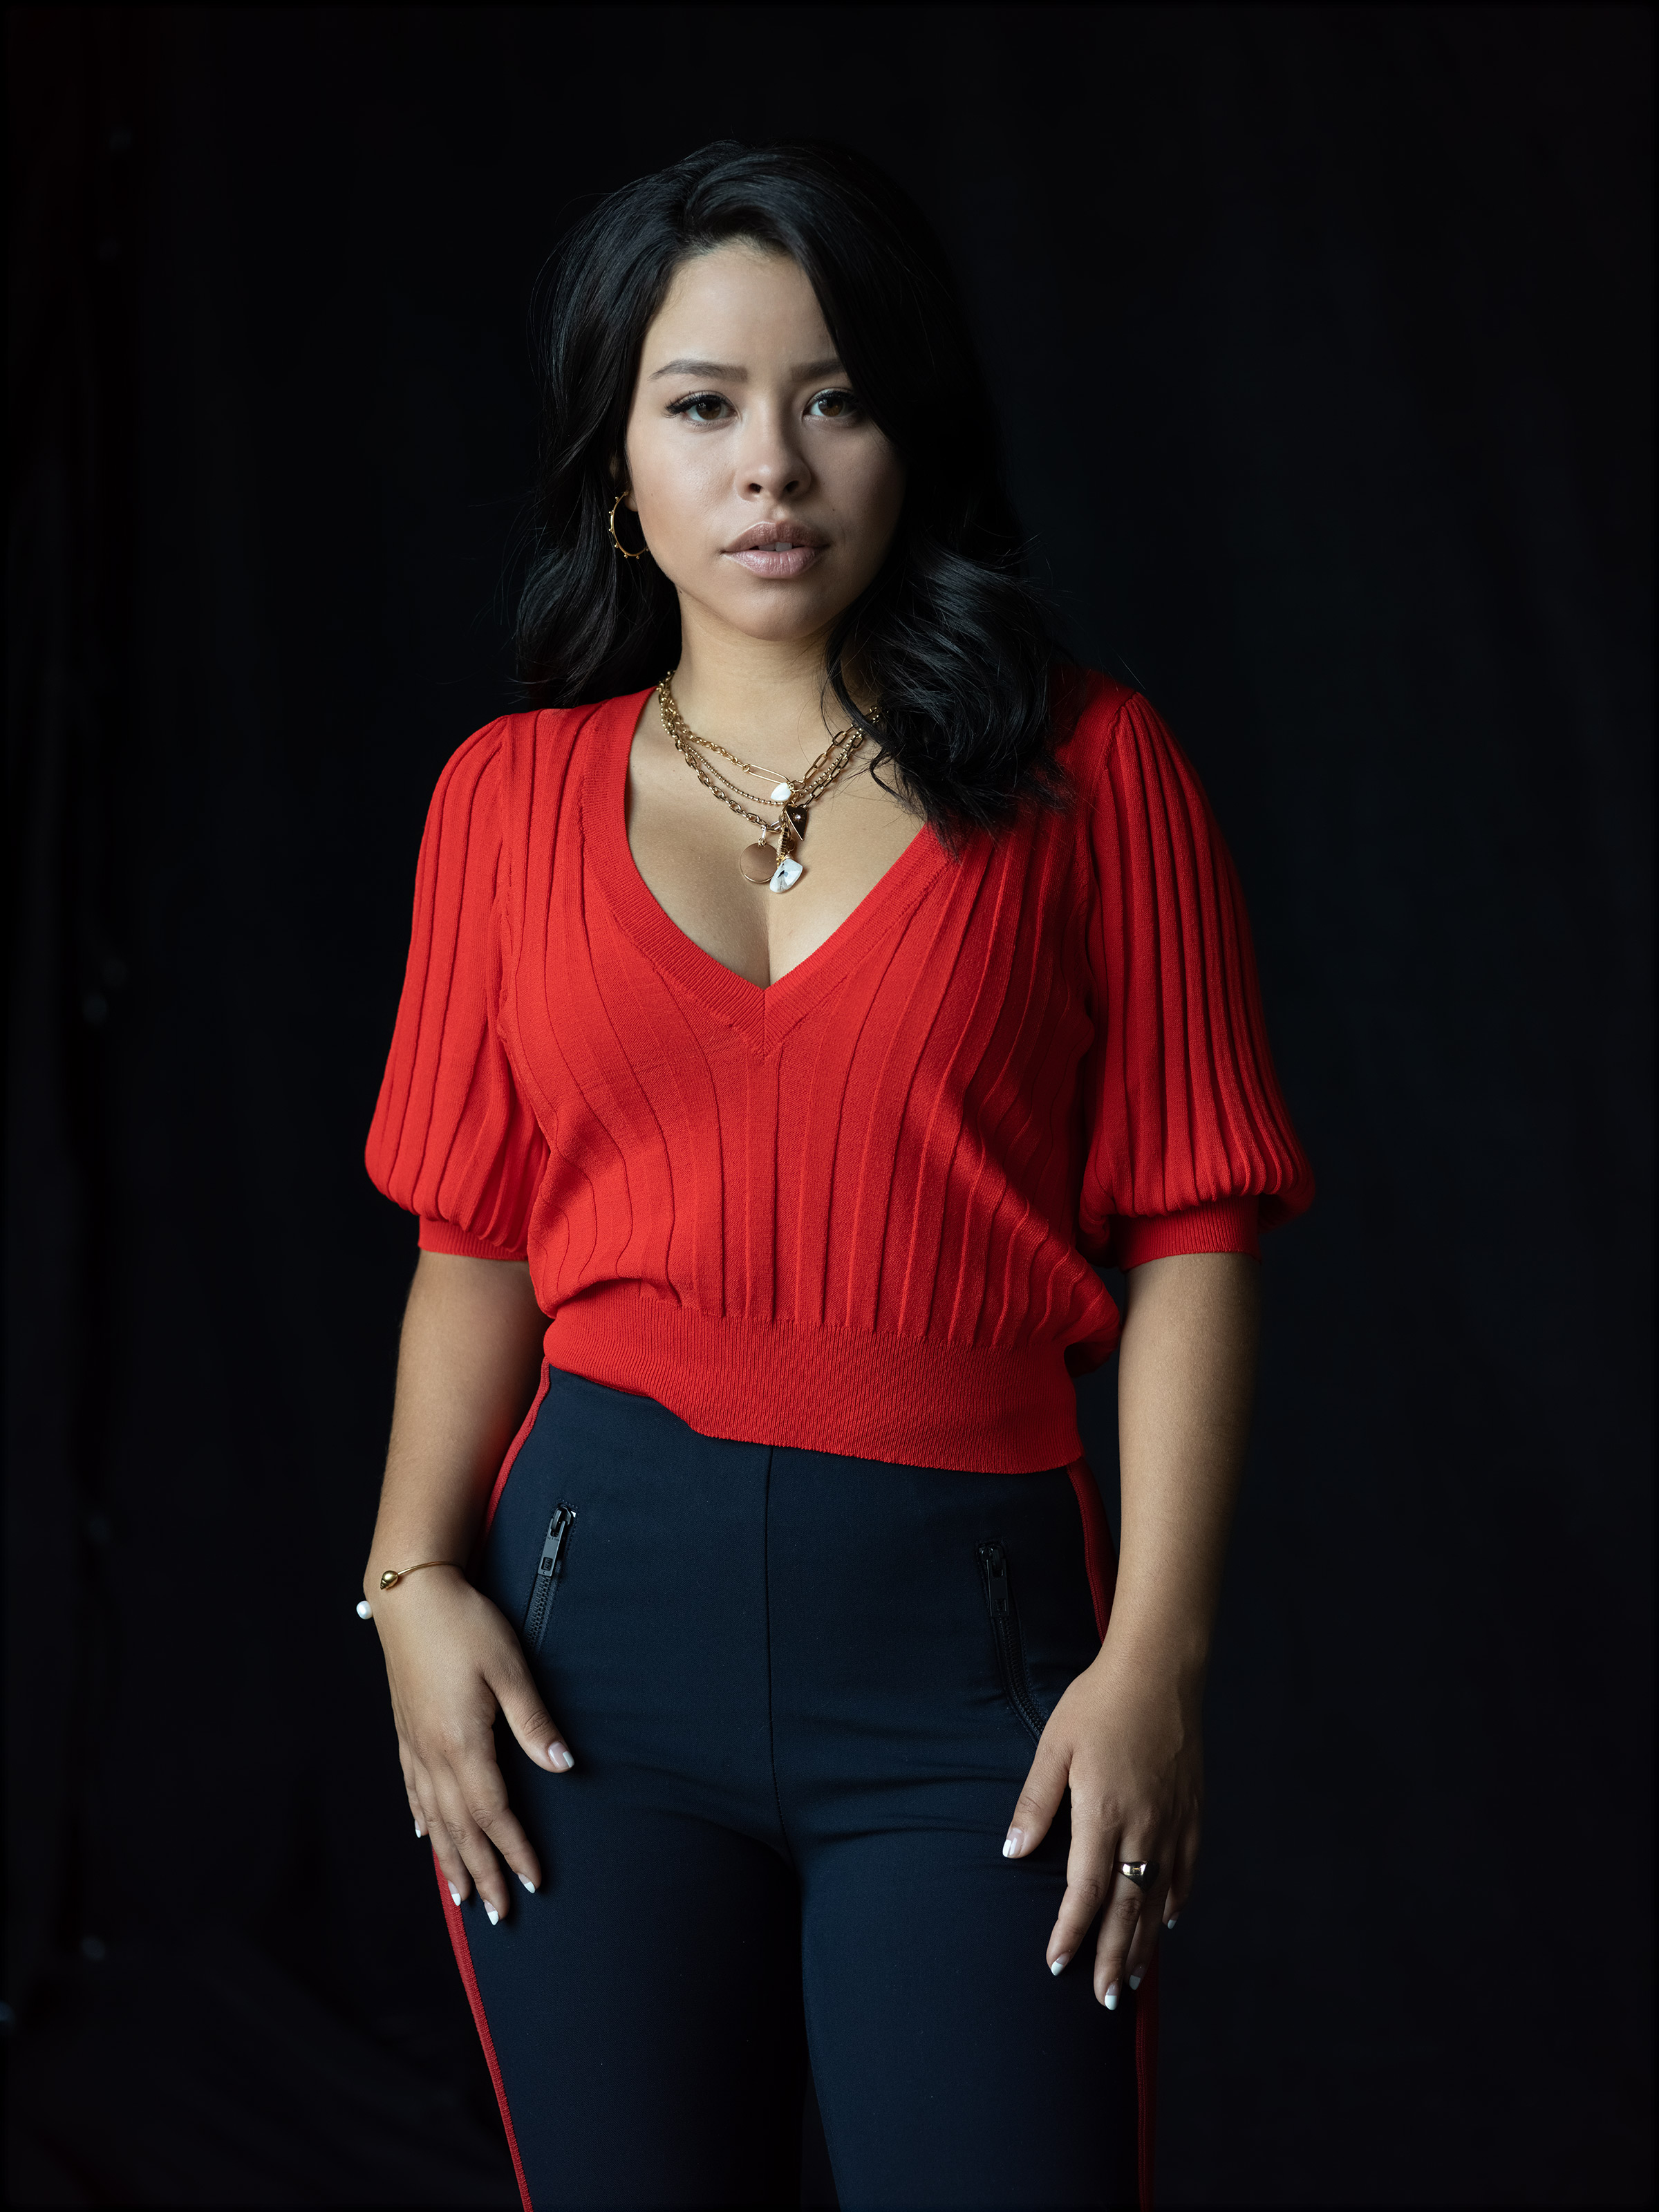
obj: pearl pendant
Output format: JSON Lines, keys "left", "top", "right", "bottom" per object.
{"left": 769, "top": 781, "right": 794, "bottom": 804}
{"left": 769, "top": 855, "right": 804, "bottom": 893}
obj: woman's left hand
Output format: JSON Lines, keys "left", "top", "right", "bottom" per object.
{"left": 1002, "top": 1641, "right": 1203, "bottom": 2007}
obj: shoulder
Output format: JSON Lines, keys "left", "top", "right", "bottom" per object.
{"left": 424, "top": 713, "right": 514, "bottom": 824}
{"left": 1054, "top": 671, "right": 1182, "bottom": 782}
{"left": 1053, "top": 670, "right": 1212, "bottom": 821}
{"left": 425, "top": 697, "right": 628, "bottom": 828}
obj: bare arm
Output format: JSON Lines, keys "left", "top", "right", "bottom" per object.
{"left": 1003, "top": 1250, "right": 1261, "bottom": 2002}
{"left": 362, "top": 1252, "right": 574, "bottom": 1922}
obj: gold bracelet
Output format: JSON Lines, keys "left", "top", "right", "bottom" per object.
{"left": 378, "top": 1559, "right": 455, "bottom": 1590}
{"left": 355, "top": 1559, "right": 458, "bottom": 1619}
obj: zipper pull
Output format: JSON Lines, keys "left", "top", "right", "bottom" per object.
{"left": 980, "top": 1543, "right": 1011, "bottom": 1616}
{"left": 536, "top": 1506, "right": 574, "bottom": 1580}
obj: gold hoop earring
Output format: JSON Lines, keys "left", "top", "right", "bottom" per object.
{"left": 608, "top": 493, "right": 646, "bottom": 560}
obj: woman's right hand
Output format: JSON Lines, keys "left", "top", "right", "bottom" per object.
{"left": 372, "top": 1564, "right": 574, "bottom": 1923}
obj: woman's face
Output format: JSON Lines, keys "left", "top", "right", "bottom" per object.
{"left": 620, "top": 241, "right": 906, "bottom": 649}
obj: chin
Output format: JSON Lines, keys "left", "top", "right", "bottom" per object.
{"left": 718, "top": 589, "right": 844, "bottom": 645}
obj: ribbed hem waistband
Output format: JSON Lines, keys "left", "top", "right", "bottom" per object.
{"left": 543, "top": 1294, "right": 1087, "bottom": 1472}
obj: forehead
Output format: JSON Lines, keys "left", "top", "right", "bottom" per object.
{"left": 646, "top": 241, "right": 830, "bottom": 353}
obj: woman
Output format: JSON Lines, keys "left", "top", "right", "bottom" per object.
{"left": 361, "top": 140, "right": 1311, "bottom": 2212}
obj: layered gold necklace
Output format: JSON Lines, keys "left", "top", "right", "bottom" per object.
{"left": 658, "top": 673, "right": 871, "bottom": 894}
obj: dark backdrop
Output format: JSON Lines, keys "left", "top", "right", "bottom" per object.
{"left": 6, "top": 6, "right": 1651, "bottom": 2205}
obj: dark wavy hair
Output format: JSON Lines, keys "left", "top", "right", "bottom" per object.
{"left": 514, "top": 140, "right": 1073, "bottom": 843}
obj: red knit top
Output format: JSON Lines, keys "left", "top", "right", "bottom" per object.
{"left": 366, "top": 673, "right": 1312, "bottom": 1472}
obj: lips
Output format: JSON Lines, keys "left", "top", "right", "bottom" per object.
{"left": 724, "top": 520, "right": 828, "bottom": 579}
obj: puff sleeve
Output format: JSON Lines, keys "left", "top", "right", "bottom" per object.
{"left": 1078, "top": 692, "right": 1313, "bottom": 1268}
{"left": 364, "top": 722, "right": 548, "bottom": 1259}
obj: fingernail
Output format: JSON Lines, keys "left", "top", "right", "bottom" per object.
{"left": 1049, "top": 1954, "right": 1069, "bottom": 1976}
{"left": 1103, "top": 1984, "right": 1120, "bottom": 2011}
{"left": 550, "top": 1743, "right": 574, "bottom": 1771}
{"left": 519, "top": 1874, "right": 536, "bottom": 1894}
{"left": 484, "top": 1903, "right": 499, "bottom": 1927}
{"left": 414, "top": 1819, "right": 424, "bottom": 1839}
{"left": 1002, "top": 1830, "right": 1024, "bottom": 1859}
{"left": 1165, "top": 1915, "right": 1179, "bottom": 1931}
{"left": 447, "top": 1884, "right": 462, "bottom": 1907}
{"left": 1129, "top": 1973, "right": 1143, "bottom": 1991}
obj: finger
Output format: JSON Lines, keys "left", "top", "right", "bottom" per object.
{"left": 1132, "top": 1840, "right": 1185, "bottom": 1982}
{"left": 456, "top": 1702, "right": 546, "bottom": 1897}
{"left": 1164, "top": 1817, "right": 1201, "bottom": 1929}
{"left": 1093, "top": 1865, "right": 1150, "bottom": 2007}
{"left": 491, "top": 1648, "right": 575, "bottom": 1777}
{"left": 432, "top": 1770, "right": 511, "bottom": 1924}
{"left": 413, "top": 1762, "right": 472, "bottom": 1905}
{"left": 396, "top": 1741, "right": 429, "bottom": 1839}
{"left": 470, "top": 1785, "right": 543, "bottom": 1900}
{"left": 1002, "top": 1736, "right": 1071, "bottom": 1861}
{"left": 432, "top": 1741, "right": 539, "bottom": 1921}
{"left": 1044, "top": 1805, "right": 1118, "bottom": 1974}
{"left": 1124, "top": 1873, "right": 1168, "bottom": 1984}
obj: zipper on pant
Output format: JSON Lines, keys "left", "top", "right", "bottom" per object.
{"left": 522, "top": 1506, "right": 576, "bottom": 1656}
{"left": 978, "top": 1542, "right": 1047, "bottom": 1743}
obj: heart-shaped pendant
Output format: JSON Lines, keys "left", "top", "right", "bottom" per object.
{"left": 768, "top": 854, "right": 804, "bottom": 893}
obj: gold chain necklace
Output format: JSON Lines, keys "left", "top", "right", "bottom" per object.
{"left": 658, "top": 673, "right": 872, "bottom": 894}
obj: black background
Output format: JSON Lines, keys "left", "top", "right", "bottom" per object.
{"left": 6, "top": 5, "right": 1651, "bottom": 2205}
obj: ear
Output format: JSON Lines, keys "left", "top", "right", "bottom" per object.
{"left": 607, "top": 455, "right": 637, "bottom": 509}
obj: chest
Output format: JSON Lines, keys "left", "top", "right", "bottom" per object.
{"left": 624, "top": 711, "right": 926, "bottom": 991}
{"left": 500, "top": 696, "right": 1097, "bottom": 1106}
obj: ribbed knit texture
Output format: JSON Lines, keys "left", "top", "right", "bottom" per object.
{"left": 366, "top": 674, "right": 1312, "bottom": 1470}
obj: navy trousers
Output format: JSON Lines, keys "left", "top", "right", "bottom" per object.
{"left": 442, "top": 1366, "right": 1147, "bottom": 2211}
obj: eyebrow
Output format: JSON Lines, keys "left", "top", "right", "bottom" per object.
{"left": 648, "top": 357, "right": 846, "bottom": 382}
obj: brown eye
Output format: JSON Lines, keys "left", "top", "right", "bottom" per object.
{"left": 807, "top": 388, "right": 861, "bottom": 421}
{"left": 668, "top": 393, "right": 732, "bottom": 424}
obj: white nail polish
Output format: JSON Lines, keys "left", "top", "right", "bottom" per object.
{"left": 1104, "top": 1985, "right": 1120, "bottom": 2011}
{"left": 1002, "top": 1830, "right": 1023, "bottom": 1859}
{"left": 414, "top": 1820, "right": 424, "bottom": 1839}
{"left": 519, "top": 1875, "right": 536, "bottom": 1894}
{"left": 448, "top": 1883, "right": 462, "bottom": 1907}
{"left": 1049, "top": 1956, "right": 1069, "bottom": 1976}
{"left": 1165, "top": 1915, "right": 1179, "bottom": 1931}
{"left": 550, "top": 1743, "right": 574, "bottom": 1771}
{"left": 485, "top": 1904, "right": 499, "bottom": 1927}
{"left": 1129, "top": 1974, "right": 1143, "bottom": 1991}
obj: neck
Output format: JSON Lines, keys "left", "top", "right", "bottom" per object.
{"left": 670, "top": 603, "right": 856, "bottom": 774}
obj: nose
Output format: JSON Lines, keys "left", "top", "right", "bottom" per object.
{"left": 737, "top": 402, "right": 812, "bottom": 501}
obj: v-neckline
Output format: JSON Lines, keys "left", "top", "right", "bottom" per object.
{"left": 581, "top": 689, "right": 949, "bottom": 1052}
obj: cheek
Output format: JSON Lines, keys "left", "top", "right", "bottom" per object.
{"left": 834, "top": 442, "right": 907, "bottom": 557}
{"left": 628, "top": 431, "right": 725, "bottom": 554}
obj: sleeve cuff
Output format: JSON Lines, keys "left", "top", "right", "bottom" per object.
{"left": 417, "top": 1216, "right": 530, "bottom": 1262}
{"left": 1112, "top": 1197, "right": 1260, "bottom": 1270}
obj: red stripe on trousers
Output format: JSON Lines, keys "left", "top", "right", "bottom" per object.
{"left": 435, "top": 1857, "right": 534, "bottom": 2212}
{"left": 1069, "top": 1454, "right": 1158, "bottom": 2211}
{"left": 442, "top": 1362, "right": 552, "bottom": 2206}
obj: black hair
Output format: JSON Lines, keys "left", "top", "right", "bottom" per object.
{"left": 515, "top": 140, "right": 1071, "bottom": 841}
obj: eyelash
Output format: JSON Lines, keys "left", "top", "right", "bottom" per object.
{"left": 666, "top": 388, "right": 863, "bottom": 424}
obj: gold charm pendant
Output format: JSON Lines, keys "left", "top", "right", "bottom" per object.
{"left": 659, "top": 671, "right": 874, "bottom": 903}
{"left": 738, "top": 823, "right": 805, "bottom": 893}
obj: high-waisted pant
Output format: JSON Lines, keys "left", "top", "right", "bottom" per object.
{"left": 440, "top": 1365, "right": 1155, "bottom": 2210}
